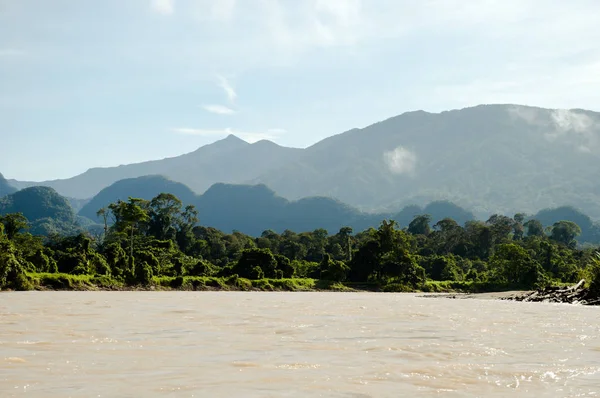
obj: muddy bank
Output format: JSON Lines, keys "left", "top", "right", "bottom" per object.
{"left": 420, "top": 291, "right": 529, "bottom": 301}
{"left": 502, "top": 280, "right": 600, "bottom": 305}
{"left": 425, "top": 280, "right": 600, "bottom": 306}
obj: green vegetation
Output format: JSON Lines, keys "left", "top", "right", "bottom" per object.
{"left": 0, "top": 172, "right": 17, "bottom": 198}
{"left": 0, "top": 186, "right": 81, "bottom": 236}
{"left": 1, "top": 192, "right": 599, "bottom": 295}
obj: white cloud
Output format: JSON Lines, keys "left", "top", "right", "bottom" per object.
{"left": 217, "top": 75, "right": 236, "bottom": 104}
{"left": 201, "top": 104, "right": 236, "bottom": 115}
{"left": 151, "top": 0, "right": 174, "bottom": 15}
{"left": 171, "top": 127, "right": 285, "bottom": 143}
{"left": 508, "top": 106, "right": 600, "bottom": 153}
{"left": 383, "top": 146, "right": 417, "bottom": 175}
{"left": 551, "top": 109, "right": 594, "bottom": 133}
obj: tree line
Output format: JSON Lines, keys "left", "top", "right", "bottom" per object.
{"left": 1, "top": 193, "right": 599, "bottom": 292}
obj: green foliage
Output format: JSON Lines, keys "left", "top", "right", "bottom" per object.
{"left": 0, "top": 237, "right": 29, "bottom": 290}
{"left": 133, "top": 258, "right": 153, "bottom": 285}
{"left": 422, "top": 255, "right": 462, "bottom": 281}
{"left": 588, "top": 253, "right": 600, "bottom": 297}
{"left": 0, "top": 187, "right": 80, "bottom": 236}
{"left": 408, "top": 215, "right": 431, "bottom": 236}
{"left": 489, "top": 243, "right": 546, "bottom": 288}
{"left": 234, "top": 248, "right": 277, "bottom": 279}
{"left": 0, "top": 191, "right": 593, "bottom": 294}
{"left": 549, "top": 220, "right": 582, "bottom": 248}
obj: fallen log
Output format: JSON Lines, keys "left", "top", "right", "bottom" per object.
{"left": 504, "top": 280, "right": 599, "bottom": 306}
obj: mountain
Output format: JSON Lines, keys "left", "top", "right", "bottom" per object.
{"left": 532, "top": 206, "right": 600, "bottom": 244}
{"left": 12, "top": 104, "right": 600, "bottom": 219}
{"left": 78, "top": 177, "right": 477, "bottom": 236}
{"left": 13, "top": 135, "right": 302, "bottom": 200}
{"left": 196, "top": 184, "right": 478, "bottom": 236}
{"left": 78, "top": 175, "right": 197, "bottom": 220}
{"left": 196, "top": 184, "right": 372, "bottom": 235}
{"left": 0, "top": 186, "right": 80, "bottom": 236}
{"left": 252, "top": 105, "right": 600, "bottom": 218}
{"left": 4, "top": 175, "right": 600, "bottom": 243}
{"left": 0, "top": 173, "right": 17, "bottom": 197}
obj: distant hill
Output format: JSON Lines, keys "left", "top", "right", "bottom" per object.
{"left": 0, "top": 186, "right": 80, "bottom": 236}
{"left": 532, "top": 206, "right": 600, "bottom": 244}
{"left": 13, "top": 135, "right": 302, "bottom": 199}
{"left": 252, "top": 105, "right": 600, "bottom": 218}
{"left": 11, "top": 104, "right": 600, "bottom": 219}
{"left": 195, "top": 184, "right": 371, "bottom": 235}
{"left": 78, "top": 176, "right": 477, "bottom": 236}
{"left": 4, "top": 175, "right": 600, "bottom": 243}
{"left": 78, "top": 175, "right": 197, "bottom": 220}
{"left": 0, "top": 173, "right": 17, "bottom": 198}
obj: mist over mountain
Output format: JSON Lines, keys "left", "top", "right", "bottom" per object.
{"left": 252, "top": 104, "right": 600, "bottom": 217}
{"left": 9, "top": 104, "right": 600, "bottom": 219}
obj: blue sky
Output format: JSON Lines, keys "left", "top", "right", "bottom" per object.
{"left": 1, "top": 0, "right": 600, "bottom": 181}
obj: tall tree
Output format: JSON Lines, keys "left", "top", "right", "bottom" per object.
{"left": 0, "top": 213, "right": 29, "bottom": 240}
{"left": 549, "top": 221, "right": 582, "bottom": 247}
{"left": 408, "top": 214, "right": 432, "bottom": 236}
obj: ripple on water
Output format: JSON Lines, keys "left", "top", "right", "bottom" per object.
{"left": 4, "top": 357, "right": 27, "bottom": 363}
{"left": 0, "top": 292, "right": 598, "bottom": 397}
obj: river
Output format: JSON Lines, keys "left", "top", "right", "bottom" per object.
{"left": 1, "top": 292, "right": 599, "bottom": 397}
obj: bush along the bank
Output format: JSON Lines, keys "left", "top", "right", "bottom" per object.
{"left": 1, "top": 193, "right": 599, "bottom": 294}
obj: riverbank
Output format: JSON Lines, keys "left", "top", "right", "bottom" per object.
{"left": 425, "top": 280, "right": 600, "bottom": 305}
{"left": 2, "top": 272, "right": 547, "bottom": 294}
{"left": 419, "top": 291, "right": 530, "bottom": 301}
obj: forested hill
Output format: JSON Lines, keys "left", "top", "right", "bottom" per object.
{"left": 0, "top": 186, "right": 81, "bottom": 236}
{"left": 3, "top": 175, "right": 600, "bottom": 244}
{"left": 2, "top": 190, "right": 599, "bottom": 295}
{"left": 0, "top": 173, "right": 17, "bottom": 198}
{"left": 79, "top": 175, "right": 197, "bottom": 221}
{"left": 253, "top": 105, "right": 600, "bottom": 217}
{"left": 10, "top": 135, "right": 302, "bottom": 199}
{"left": 77, "top": 175, "right": 477, "bottom": 236}
{"left": 9, "top": 104, "right": 600, "bottom": 220}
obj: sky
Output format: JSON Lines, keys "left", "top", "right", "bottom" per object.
{"left": 1, "top": 0, "right": 600, "bottom": 181}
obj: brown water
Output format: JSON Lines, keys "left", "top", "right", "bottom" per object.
{"left": 1, "top": 292, "right": 599, "bottom": 397}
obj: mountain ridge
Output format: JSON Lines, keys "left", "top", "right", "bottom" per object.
{"left": 3, "top": 175, "right": 600, "bottom": 242}
{"left": 8, "top": 104, "right": 600, "bottom": 218}
{"left": 0, "top": 172, "right": 17, "bottom": 198}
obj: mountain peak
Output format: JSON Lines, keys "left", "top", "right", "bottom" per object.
{"left": 0, "top": 172, "right": 17, "bottom": 197}
{"left": 223, "top": 134, "right": 247, "bottom": 143}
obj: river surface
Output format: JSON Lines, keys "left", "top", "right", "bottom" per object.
{"left": 1, "top": 292, "right": 599, "bottom": 397}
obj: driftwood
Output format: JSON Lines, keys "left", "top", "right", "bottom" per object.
{"left": 505, "top": 280, "right": 599, "bottom": 305}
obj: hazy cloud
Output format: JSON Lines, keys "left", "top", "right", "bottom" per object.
{"left": 151, "top": 0, "right": 174, "bottom": 15}
{"left": 551, "top": 109, "right": 594, "bottom": 133}
{"left": 217, "top": 75, "right": 236, "bottom": 103}
{"left": 384, "top": 146, "right": 417, "bottom": 175}
{"left": 508, "top": 106, "right": 600, "bottom": 153}
{"left": 201, "top": 104, "right": 236, "bottom": 115}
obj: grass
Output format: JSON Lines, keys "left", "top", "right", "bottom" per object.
{"left": 27, "top": 272, "right": 124, "bottom": 290}
{"left": 22, "top": 272, "right": 553, "bottom": 293}
{"left": 25, "top": 273, "right": 360, "bottom": 292}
